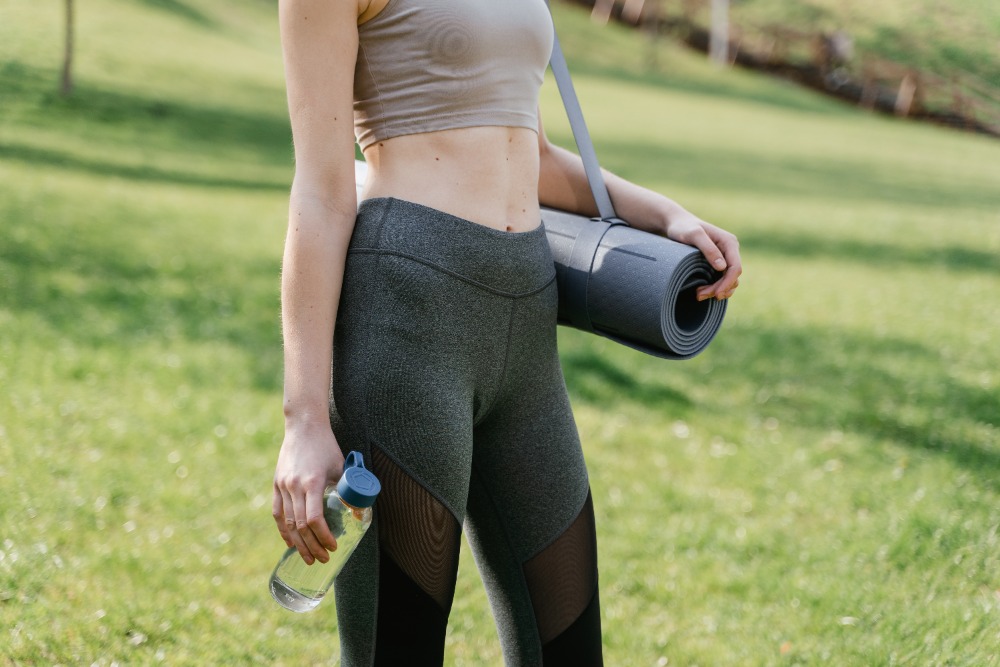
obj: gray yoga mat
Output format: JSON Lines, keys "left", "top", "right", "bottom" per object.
{"left": 353, "top": 160, "right": 725, "bottom": 359}
{"left": 541, "top": 206, "right": 726, "bottom": 360}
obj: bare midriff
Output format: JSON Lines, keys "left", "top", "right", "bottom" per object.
{"left": 359, "top": 126, "right": 542, "bottom": 233}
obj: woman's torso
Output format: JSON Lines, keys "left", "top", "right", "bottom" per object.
{"left": 354, "top": 0, "right": 553, "bottom": 233}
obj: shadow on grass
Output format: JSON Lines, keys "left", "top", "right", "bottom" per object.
{"left": 0, "top": 142, "right": 287, "bottom": 192}
{"left": 596, "top": 137, "right": 1000, "bottom": 212}
{"left": 1, "top": 196, "right": 283, "bottom": 392}
{"left": 739, "top": 230, "right": 1000, "bottom": 274}
{"left": 0, "top": 63, "right": 293, "bottom": 391}
{"left": 561, "top": 348, "right": 694, "bottom": 412}
{"left": 715, "top": 323, "right": 998, "bottom": 485}
{"left": 0, "top": 61, "right": 292, "bottom": 174}
{"left": 138, "top": 0, "right": 217, "bottom": 29}
{"left": 566, "top": 58, "right": 844, "bottom": 117}
{"left": 561, "top": 321, "right": 998, "bottom": 488}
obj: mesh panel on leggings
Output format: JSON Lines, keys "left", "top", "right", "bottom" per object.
{"left": 522, "top": 491, "right": 599, "bottom": 644}
{"left": 372, "top": 446, "right": 462, "bottom": 612}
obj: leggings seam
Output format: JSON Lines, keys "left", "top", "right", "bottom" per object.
{"left": 370, "top": 440, "right": 465, "bottom": 523}
{"left": 356, "top": 201, "right": 391, "bottom": 454}
{"left": 542, "top": 585, "right": 602, "bottom": 652}
{"left": 472, "top": 298, "right": 516, "bottom": 428}
{"left": 359, "top": 199, "right": 392, "bottom": 667}
{"left": 470, "top": 462, "right": 544, "bottom": 654}
{"left": 348, "top": 247, "right": 556, "bottom": 299}
{"left": 522, "top": 485, "right": 592, "bottom": 563}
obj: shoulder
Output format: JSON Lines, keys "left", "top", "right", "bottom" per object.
{"left": 278, "top": 0, "right": 362, "bottom": 63}
{"left": 278, "top": 0, "right": 367, "bottom": 33}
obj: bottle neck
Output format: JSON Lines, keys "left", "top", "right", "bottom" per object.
{"left": 339, "top": 496, "right": 367, "bottom": 512}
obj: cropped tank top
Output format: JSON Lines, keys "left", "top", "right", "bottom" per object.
{"left": 353, "top": 0, "right": 555, "bottom": 150}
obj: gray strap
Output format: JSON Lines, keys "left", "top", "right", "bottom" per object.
{"left": 562, "top": 218, "right": 613, "bottom": 332}
{"left": 545, "top": 3, "right": 627, "bottom": 332}
{"left": 546, "top": 4, "right": 620, "bottom": 223}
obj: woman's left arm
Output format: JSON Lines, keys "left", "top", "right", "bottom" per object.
{"left": 537, "top": 116, "right": 742, "bottom": 301}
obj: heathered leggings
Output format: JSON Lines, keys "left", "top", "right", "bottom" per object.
{"left": 328, "top": 198, "right": 603, "bottom": 666}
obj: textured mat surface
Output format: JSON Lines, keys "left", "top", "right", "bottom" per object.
{"left": 542, "top": 207, "right": 726, "bottom": 360}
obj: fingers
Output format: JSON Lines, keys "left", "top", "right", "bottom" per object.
{"left": 691, "top": 226, "right": 742, "bottom": 302}
{"left": 272, "top": 486, "right": 295, "bottom": 548}
{"left": 697, "top": 268, "right": 741, "bottom": 301}
{"left": 698, "top": 274, "right": 740, "bottom": 301}
{"left": 697, "top": 258, "right": 741, "bottom": 300}
{"left": 273, "top": 479, "right": 334, "bottom": 565}
{"left": 694, "top": 232, "right": 729, "bottom": 274}
{"left": 276, "top": 485, "right": 313, "bottom": 562}
{"left": 306, "top": 488, "right": 339, "bottom": 553}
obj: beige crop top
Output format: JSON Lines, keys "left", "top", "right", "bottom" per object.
{"left": 353, "top": 0, "right": 555, "bottom": 150}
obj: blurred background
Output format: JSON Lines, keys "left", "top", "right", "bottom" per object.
{"left": 583, "top": 0, "right": 1000, "bottom": 135}
{"left": 1, "top": 1, "right": 998, "bottom": 664}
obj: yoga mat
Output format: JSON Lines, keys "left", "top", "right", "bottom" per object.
{"left": 353, "top": 160, "right": 726, "bottom": 359}
{"left": 541, "top": 207, "right": 726, "bottom": 360}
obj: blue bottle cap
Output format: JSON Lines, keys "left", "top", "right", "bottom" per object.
{"left": 336, "top": 451, "right": 381, "bottom": 508}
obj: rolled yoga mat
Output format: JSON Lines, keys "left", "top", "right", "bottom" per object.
{"left": 541, "top": 207, "right": 727, "bottom": 360}
{"left": 354, "top": 160, "right": 726, "bottom": 360}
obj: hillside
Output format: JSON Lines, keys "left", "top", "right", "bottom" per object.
{"left": 580, "top": 0, "right": 1000, "bottom": 134}
{"left": 722, "top": 0, "right": 1000, "bottom": 84}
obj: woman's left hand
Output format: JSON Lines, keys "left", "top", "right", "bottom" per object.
{"left": 663, "top": 209, "right": 742, "bottom": 301}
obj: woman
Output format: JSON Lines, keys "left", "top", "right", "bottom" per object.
{"left": 271, "top": 0, "right": 742, "bottom": 664}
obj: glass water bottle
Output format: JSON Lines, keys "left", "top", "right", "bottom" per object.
{"left": 269, "top": 451, "right": 381, "bottom": 612}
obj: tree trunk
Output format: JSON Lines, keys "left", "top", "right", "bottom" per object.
{"left": 61, "top": 0, "right": 74, "bottom": 96}
{"left": 710, "top": 0, "right": 729, "bottom": 66}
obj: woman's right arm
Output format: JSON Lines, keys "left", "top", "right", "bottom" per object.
{"left": 272, "top": 0, "right": 361, "bottom": 565}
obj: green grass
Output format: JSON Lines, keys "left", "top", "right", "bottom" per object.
{"left": 2, "top": 1, "right": 1000, "bottom": 665}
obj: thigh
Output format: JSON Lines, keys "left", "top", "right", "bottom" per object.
{"left": 463, "top": 286, "right": 602, "bottom": 665}
{"left": 332, "top": 250, "right": 488, "bottom": 512}
{"left": 470, "top": 284, "right": 591, "bottom": 555}
{"left": 331, "top": 251, "right": 488, "bottom": 666}
{"left": 470, "top": 363, "right": 590, "bottom": 560}
{"left": 465, "top": 389, "right": 601, "bottom": 666}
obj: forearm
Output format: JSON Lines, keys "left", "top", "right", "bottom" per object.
{"left": 537, "top": 140, "right": 682, "bottom": 235}
{"left": 281, "top": 192, "right": 356, "bottom": 429}
{"left": 537, "top": 134, "right": 740, "bottom": 298}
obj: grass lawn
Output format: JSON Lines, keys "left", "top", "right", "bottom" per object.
{"left": 1, "top": 1, "right": 999, "bottom": 665}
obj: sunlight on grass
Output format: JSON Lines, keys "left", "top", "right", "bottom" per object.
{"left": 1, "top": 0, "right": 999, "bottom": 665}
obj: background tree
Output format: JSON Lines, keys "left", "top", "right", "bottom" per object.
{"left": 710, "top": 0, "right": 729, "bottom": 65}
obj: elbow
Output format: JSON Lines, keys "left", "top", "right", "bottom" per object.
{"left": 537, "top": 133, "right": 560, "bottom": 195}
{"left": 290, "top": 172, "right": 358, "bottom": 221}
{"left": 537, "top": 127, "right": 554, "bottom": 164}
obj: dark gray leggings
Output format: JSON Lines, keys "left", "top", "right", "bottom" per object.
{"left": 329, "top": 198, "right": 602, "bottom": 666}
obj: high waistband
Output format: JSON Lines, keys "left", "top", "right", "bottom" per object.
{"left": 351, "top": 197, "right": 556, "bottom": 297}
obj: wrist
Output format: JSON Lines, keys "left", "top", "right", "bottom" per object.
{"left": 283, "top": 400, "right": 332, "bottom": 431}
{"left": 658, "top": 198, "right": 689, "bottom": 233}
{"left": 624, "top": 186, "right": 684, "bottom": 236}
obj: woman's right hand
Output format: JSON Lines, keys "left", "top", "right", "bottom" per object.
{"left": 274, "top": 0, "right": 363, "bottom": 564}
{"left": 272, "top": 424, "right": 345, "bottom": 564}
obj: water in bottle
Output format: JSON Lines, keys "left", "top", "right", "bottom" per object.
{"left": 269, "top": 451, "right": 381, "bottom": 612}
